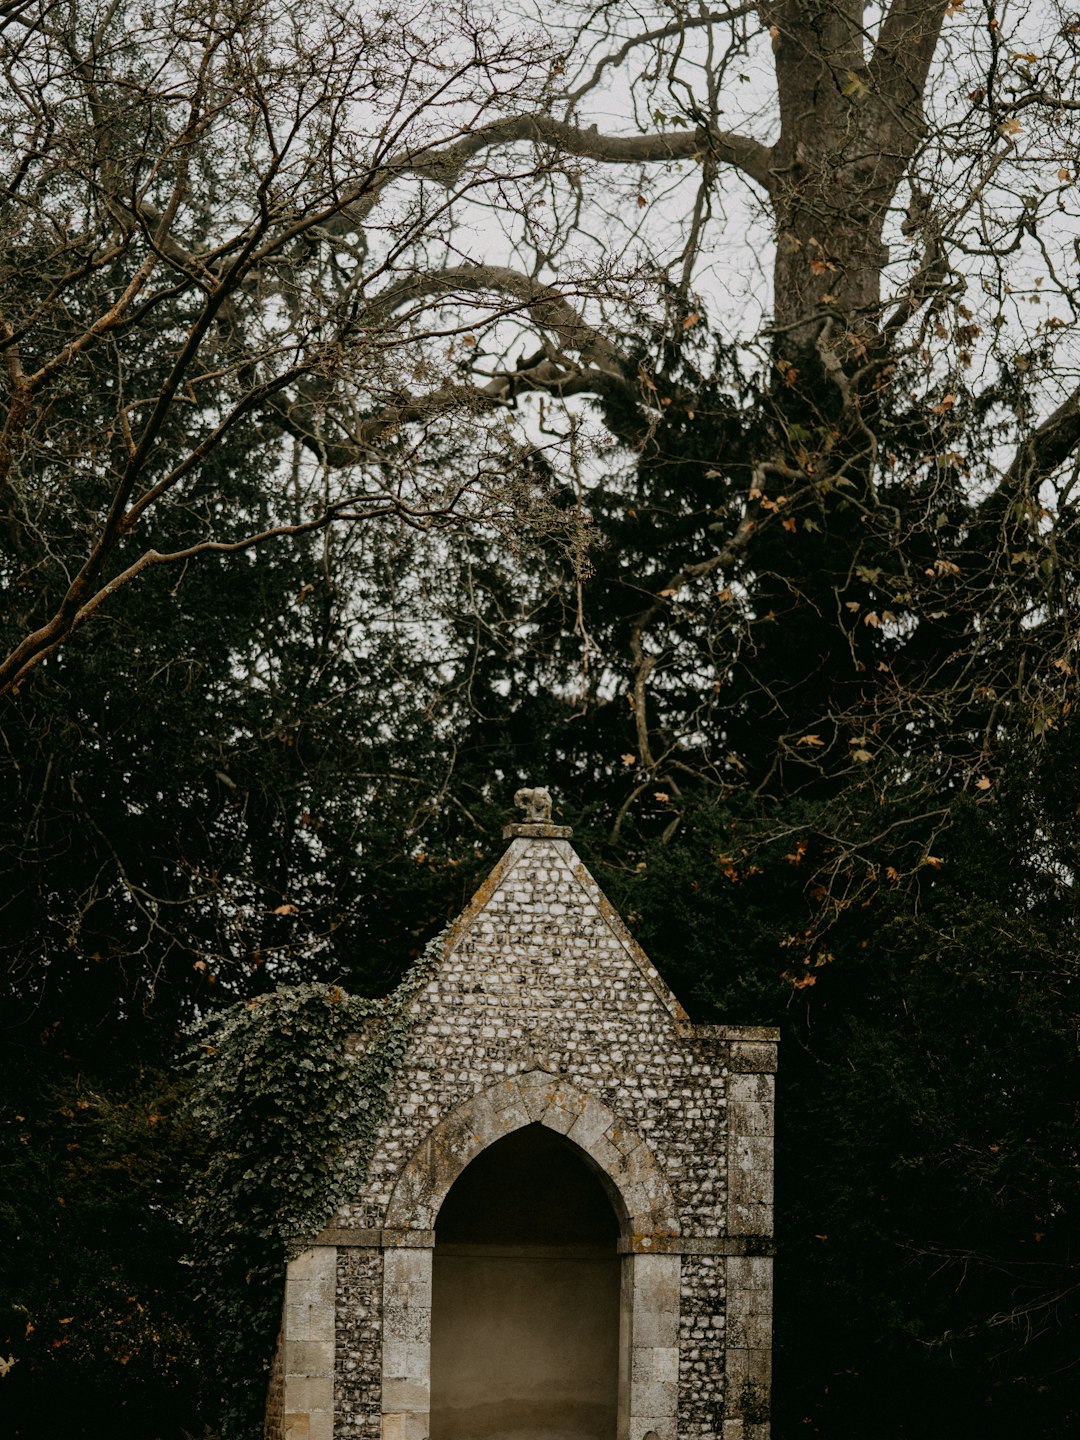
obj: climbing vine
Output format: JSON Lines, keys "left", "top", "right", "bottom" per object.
{"left": 186, "top": 936, "right": 442, "bottom": 1439}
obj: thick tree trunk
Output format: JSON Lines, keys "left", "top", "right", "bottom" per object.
{"left": 765, "top": 0, "right": 948, "bottom": 403}
{"left": 718, "top": 0, "right": 952, "bottom": 790}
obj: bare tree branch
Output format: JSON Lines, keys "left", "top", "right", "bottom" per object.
{"left": 365, "top": 264, "right": 630, "bottom": 377}
{"left": 563, "top": 5, "right": 760, "bottom": 106}
{"left": 988, "top": 384, "right": 1080, "bottom": 521}
{"left": 411, "top": 112, "right": 775, "bottom": 193}
{"left": 870, "top": 0, "right": 952, "bottom": 110}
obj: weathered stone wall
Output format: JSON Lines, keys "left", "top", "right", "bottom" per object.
{"left": 279, "top": 826, "right": 777, "bottom": 1440}
{"left": 335, "top": 1249, "right": 384, "bottom": 1440}
{"left": 335, "top": 836, "right": 759, "bottom": 1239}
{"left": 677, "top": 1253, "right": 726, "bottom": 1440}
{"left": 283, "top": 1245, "right": 337, "bottom": 1440}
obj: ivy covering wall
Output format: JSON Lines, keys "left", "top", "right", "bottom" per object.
{"left": 186, "top": 938, "right": 442, "bottom": 1439}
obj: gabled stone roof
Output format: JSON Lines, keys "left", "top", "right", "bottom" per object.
{"left": 442, "top": 831, "right": 689, "bottom": 1025}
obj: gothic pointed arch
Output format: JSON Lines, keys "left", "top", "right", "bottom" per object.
{"left": 383, "top": 1070, "right": 680, "bottom": 1237}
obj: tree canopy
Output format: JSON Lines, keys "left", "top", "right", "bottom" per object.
{"left": 1, "top": 0, "right": 1078, "bottom": 1435}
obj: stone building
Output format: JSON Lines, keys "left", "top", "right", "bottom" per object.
{"left": 269, "top": 793, "right": 777, "bottom": 1440}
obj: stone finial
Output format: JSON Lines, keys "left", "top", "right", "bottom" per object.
{"left": 503, "top": 785, "right": 573, "bottom": 840}
{"left": 514, "top": 786, "right": 552, "bottom": 823}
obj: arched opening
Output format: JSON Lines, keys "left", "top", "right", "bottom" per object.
{"left": 429, "top": 1123, "right": 622, "bottom": 1440}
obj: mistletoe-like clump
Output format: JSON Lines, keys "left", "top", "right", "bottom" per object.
{"left": 186, "top": 936, "right": 442, "bottom": 1439}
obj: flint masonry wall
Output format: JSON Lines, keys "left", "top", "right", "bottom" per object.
{"left": 273, "top": 822, "right": 777, "bottom": 1440}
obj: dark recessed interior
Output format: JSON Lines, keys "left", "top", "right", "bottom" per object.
{"left": 431, "top": 1123, "right": 621, "bottom": 1440}
{"left": 435, "top": 1122, "right": 620, "bottom": 1247}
